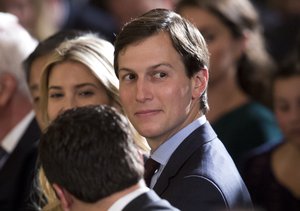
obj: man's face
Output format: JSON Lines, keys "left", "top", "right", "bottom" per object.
{"left": 29, "top": 55, "right": 48, "bottom": 129}
{"left": 117, "top": 32, "right": 206, "bottom": 150}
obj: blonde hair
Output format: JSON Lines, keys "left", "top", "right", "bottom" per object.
{"left": 38, "top": 34, "right": 149, "bottom": 210}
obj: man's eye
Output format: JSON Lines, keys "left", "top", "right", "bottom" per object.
{"left": 124, "top": 74, "right": 136, "bottom": 81}
{"left": 33, "top": 96, "right": 40, "bottom": 103}
{"left": 153, "top": 72, "right": 167, "bottom": 79}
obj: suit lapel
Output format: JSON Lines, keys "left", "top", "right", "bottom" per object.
{"left": 153, "top": 122, "right": 217, "bottom": 195}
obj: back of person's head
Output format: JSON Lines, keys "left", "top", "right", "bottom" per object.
{"left": 0, "top": 12, "right": 37, "bottom": 95}
{"left": 176, "top": 0, "right": 275, "bottom": 107}
{"left": 39, "top": 105, "right": 144, "bottom": 203}
{"left": 114, "top": 8, "right": 210, "bottom": 113}
{"left": 40, "top": 33, "right": 120, "bottom": 123}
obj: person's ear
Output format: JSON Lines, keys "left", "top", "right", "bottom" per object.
{"left": 191, "top": 67, "right": 208, "bottom": 99}
{"left": 0, "top": 73, "right": 17, "bottom": 106}
{"left": 53, "top": 183, "right": 73, "bottom": 211}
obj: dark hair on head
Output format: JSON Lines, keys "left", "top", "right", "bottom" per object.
{"left": 114, "top": 8, "right": 210, "bottom": 113}
{"left": 39, "top": 105, "right": 144, "bottom": 203}
{"left": 23, "top": 30, "right": 89, "bottom": 83}
{"left": 272, "top": 47, "right": 300, "bottom": 81}
{"left": 271, "top": 41, "right": 300, "bottom": 108}
{"left": 176, "top": 0, "right": 276, "bottom": 107}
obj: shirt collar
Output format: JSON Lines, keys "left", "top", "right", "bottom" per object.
{"left": 151, "top": 115, "right": 206, "bottom": 166}
{"left": 1, "top": 111, "right": 34, "bottom": 153}
{"left": 108, "top": 180, "right": 149, "bottom": 211}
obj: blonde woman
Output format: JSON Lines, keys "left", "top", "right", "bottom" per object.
{"left": 37, "top": 33, "right": 149, "bottom": 210}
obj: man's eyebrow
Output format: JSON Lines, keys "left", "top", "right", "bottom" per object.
{"left": 119, "top": 63, "right": 173, "bottom": 73}
{"left": 118, "top": 67, "right": 133, "bottom": 73}
{"left": 151, "top": 63, "right": 173, "bottom": 69}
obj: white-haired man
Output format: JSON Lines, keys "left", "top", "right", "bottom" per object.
{"left": 0, "top": 12, "right": 40, "bottom": 211}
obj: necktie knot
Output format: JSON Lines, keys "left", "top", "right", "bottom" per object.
{"left": 144, "top": 158, "right": 160, "bottom": 187}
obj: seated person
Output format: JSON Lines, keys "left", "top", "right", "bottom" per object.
{"left": 241, "top": 49, "right": 300, "bottom": 211}
{"left": 38, "top": 105, "right": 178, "bottom": 211}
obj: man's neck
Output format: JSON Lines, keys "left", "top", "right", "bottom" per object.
{"left": 73, "top": 183, "right": 143, "bottom": 211}
{"left": 147, "top": 108, "right": 202, "bottom": 152}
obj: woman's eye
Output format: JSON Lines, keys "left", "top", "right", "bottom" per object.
{"left": 275, "top": 103, "right": 289, "bottom": 112}
{"left": 79, "top": 90, "right": 94, "bottom": 97}
{"left": 153, "top": 72, "right": 167, "bottom": 79}
{"left": 49, "top": 93, "right": 63, "bottom": 99}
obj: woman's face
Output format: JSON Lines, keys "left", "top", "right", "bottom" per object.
{"left": 47, "top": 60, "right": 112, "bottom": 122}
{"left": 179, "top": 6, "right": 245, "bottom": 86}
{"left": 273, "top": 75, "right": 300, "bottom": 146}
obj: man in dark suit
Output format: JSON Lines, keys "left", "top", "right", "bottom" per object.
{"left": 39, "top": 105, "right": 178, "bottom": 211}
{"left": 0, "top": 12, "right": 40, "bottom": 211}
{"left": 114, "top": 9, "right": 253, "bottom": 211}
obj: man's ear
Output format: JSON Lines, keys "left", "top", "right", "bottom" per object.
{"left": 53, "top": 183, "right": 73, "bottom": 211}
{"left": 191, "top": 67, "right": 208, "bottom": 99}
{"left": 0, "top": 73, "right": 17, "bottom": 106}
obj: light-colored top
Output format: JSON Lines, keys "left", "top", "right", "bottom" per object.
{"left": 0, "top": 111, "right": 34, "bottom": 169}
{"left": 108, "top": 180, "right": 150, "bottom": 211}
{"left": 150, "top": 115, "right": 207, "bottom": 188}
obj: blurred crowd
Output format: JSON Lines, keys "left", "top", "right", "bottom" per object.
{"left": 0, "top": 0, "right": 299, "bottom": 210}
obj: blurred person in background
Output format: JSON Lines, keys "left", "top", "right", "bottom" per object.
{"left": 90, "top": 0, "right": 176, "bottom": 32}
{"left": 0, "top": 12, "right": 40, "bottom": 211}
{"left": 251, "top": 0, "right": 300, "bottom": 63}
{"left": 0, "top": 0, "right": 41, "bottom": 38}
{"left": 35, "top": 0, "right": 117, "bottom": 42}
{"left": 177, "top": 0, "right": 282, "bottom": 163}
{"left": 0, "top": 0, "right": 117, "bottom": 42}
{"left": 241, "top": 41, "right": 300, "bottom": 211}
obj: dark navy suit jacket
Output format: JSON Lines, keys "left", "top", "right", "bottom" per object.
{"left": 153, "top": 122, "right": 253, "bottom": 211}
{"left": 0, "top": 118, "right": 40, "bottom": 211}
{"left": 123, "top": 189, "right": 179, "bottom": 211}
